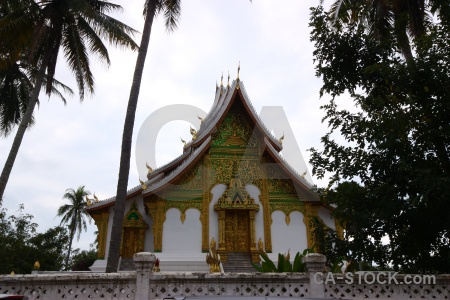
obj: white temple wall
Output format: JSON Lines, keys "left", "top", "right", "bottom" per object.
{"left": 318, "top": 207, "right": 335, "bottom": 230}
{"left": 105, "top": 206, "right": 113, "bottom": 259}
{"left": 162, "top": 208, "right": 202, "bottom": 253}
{"left": 245, "top": 184, "right": 264, "bottom": 245}
{"left": 270, "top": 210, "right": 308, "bottom": 256}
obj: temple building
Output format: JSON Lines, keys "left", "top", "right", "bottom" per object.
{"left": 86, "top": 73, "right": 338, "bottom": 272}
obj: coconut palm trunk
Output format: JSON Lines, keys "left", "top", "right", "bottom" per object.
{"left": 105, "top": 0, "right": 158, "bottom": 273}
{"left": 65, "top": 220, "right": 76, "bottom": 269}
{"left": 0, "top": 62, "right": 46, "bottom": 203}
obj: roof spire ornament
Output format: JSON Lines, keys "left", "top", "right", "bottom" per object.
{"left": 237, "top": 61, "right": 240, "bottom": 80}
{"left": 278, "top": 133, "right": 285, "bottom": 145}
{"left": 93, "top": 193, "right": 99, "bottom": 203}
{"left": 227, "top": 71, "right": 230, "bottom": 87}
{"left": 220, "top": 72, "right": 223, "bottom": 87}
{"left": 85, "top": 195, "right": 93, "bottom": 206}
{"left": 181, "top": 137, "right": 187, "bottom": 146}
{"left": 146, "top": 162, "right": 153, "bottom": 174}
{"left": 139, "top": 178, "right": 147, "bottom": 190}
{"left": 198, "top": 115, "right": 204, "bottom": 125}
{"left": 190, "top": 126, "right": 197, "bottom": 140}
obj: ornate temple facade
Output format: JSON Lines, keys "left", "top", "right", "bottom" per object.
{"left": 87, "top": 75, "right": 338, "bottom": 272}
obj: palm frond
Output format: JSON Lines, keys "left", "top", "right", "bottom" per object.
{"left": 163, "top": 0, "right": 181, "bottom": 32}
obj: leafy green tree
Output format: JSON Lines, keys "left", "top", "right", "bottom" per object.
{"left": 309, "top": 5, "right": 450, "bottom": 273}
{"left": 57, "top": 186, "right": 92, "bottom": 270}
{"left": 0, "top": 205, "right": 69, "bottom": 274}
{"left": 70, "top": 248, "right": 97, "bottom": 271}
{"left": 0, "top": 0, "right": 138, "bottom": 203}
{"left": 106, "top": 0, "right": 181, "bottom": 273}
{"left": 325, "top": 0, "right": 450, "bottom": 63}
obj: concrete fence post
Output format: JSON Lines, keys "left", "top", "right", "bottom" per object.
{"left": 133, "top": 252, "right": 155, "bottom": 300}
{"left": 303, "top": 253, "right": 326, "bottom": 298}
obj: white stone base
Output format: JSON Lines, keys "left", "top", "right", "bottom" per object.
{"left": 90, "top": 259, "right": 107, "bottom": 272}
{"left": 155, "top": 253, "right": 209, "bottom": 272}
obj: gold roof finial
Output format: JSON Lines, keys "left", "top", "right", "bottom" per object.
{"left": 220, "top": 72, "right": 223, "bottom": 87}
{"left": 278, "top": 133, "right": 285, "bottom": 145}
{"left": 139, "top": 178, "right": 147, "bottom": 190}
{"left": 300, "top": 170, "right": 307, "bottom": 179}
{"left": 146, "top": 162, "right": 153, "bottom": 174}
{"left": 215, "top": 81, "right": 218, "bottom": 91}
{"left": 197, "top": 115, "right": 204, "bottom": 125}
{"left": 190, "top": 126, "right": 197, "bottom": 140}
{"left": 85, "top": 195, "right": 93, "bottom": 206}
{"left": 227, "top": 71, "right": 230, "bottom": 87}
{"left": 237, "top": 61, "right": 240, "bottom": 80}
{"left": 93, "top": 193, "right": 99, "bottom": 203}
{"left": 181, "top": 137, "right": 187, "bottom": 146}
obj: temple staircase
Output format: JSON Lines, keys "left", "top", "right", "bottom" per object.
{"left": 119, "top": 258, "right": 135, "bottom": 271}
{"left": 222, "top": 252, "right": 256, "bottom": 273}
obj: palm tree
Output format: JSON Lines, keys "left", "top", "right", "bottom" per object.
{"left": 0, "top": 0, "right": 138, "bottom": 203}
{"left": 326, "top": 0, "right": 447, "bottom": 63}
{"left": 0, "top": 56, "right": 74, "bottom": 137}
{"left": 105, "top": 0, "right": 181, "bottom": 273}
{"left": 57, "top": 186, "right": 91, "bottom": 269}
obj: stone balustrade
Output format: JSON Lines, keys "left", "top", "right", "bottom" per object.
{"left": 0, "top": 253, "right": 449, "bottom": 299}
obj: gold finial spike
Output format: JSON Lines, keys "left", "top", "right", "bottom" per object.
{"left": 190, "top": 126, "right": 197, "bottom": 140}
{"left": 85, "top": 195, "right": 92, "bottom": 206}
{"left": 237, "top": 61, "right": 240, "bottom": 80}
{"left": 139, "top": 178, "right": 147, "bottom": 190}
{"left": 220, "top": 72, "right": 223, "bottom": 87}
{"left": 181, "top": 137, "right": 187, "bottom": 146}
{"left": 197, "top": 115, "right": 204, "bottom": 124}
{"left": 216, "top": 81, "right": 218, "bottom": 91}
{"left": 300, "top": 170, "right": 307, "bottom": 179}
{"left": 146, "top": 161, "right": 153, "bottom": 174}
{"left": 278, "top": 133, "right": 285, "bottom": 145}
{"left": 93, "top": 193, "right": 99, "bottom": 203}
{"left": 227, "top": 71, "right": 230, "bottom": 87}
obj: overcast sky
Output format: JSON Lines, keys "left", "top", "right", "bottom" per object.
{"left": 1, "top": 0, "right": 333, "bottom": 250}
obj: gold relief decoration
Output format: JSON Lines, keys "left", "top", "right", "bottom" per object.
{"left": 302, "top": 202, "right": 320, "bottom": 249}
{"left": 214, "top": 161, "right": 259, "bottom": 211}
{"left": 91, "top": 210, "right": 109, "bottom": 259}
{"left": 169, "top": 162, "right": 203, "bottom": 191}
{"left": 120, "top": 202, "right": 148, "bottom": 258}
{"left": 269, "top": 199, "right": 304, "bottom": 217}
{"left": 163, "top": 200, "right": 203, "bottom": 215}
{"left": 145, "top": 199, "right": 165, "bottom": 252}
{"left": 223, "top": 132, "right": 245, "bottom": 146}
{"left": 202, "top": 155, "right": 211, "bottom": 252}
{"left": 260, "top": 169, "right": 272, "bottom": 252}
{"left": 211, "top": 105, "right": 258, "bottom": 148}
{"left": 285, "top": 214, "right": 291, "bottom": 225}
{"left": 180, "top": 211, "right": 186, "bottom": 224}
{"left": 209, "top": 157, "right": 262, "bottom": 186}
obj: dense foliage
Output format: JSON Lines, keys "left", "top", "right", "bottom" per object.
{"left": 0, "top": 204, "right": 97, "bottom": 274}
{"left": 0, "top": 205, "right": 69, "bottom": 274}
{"left": 309, "top": 5, "right": 450, "bottom": 273}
